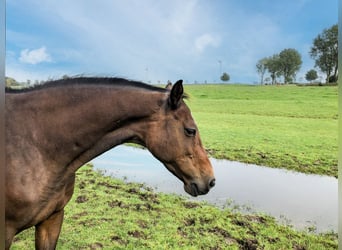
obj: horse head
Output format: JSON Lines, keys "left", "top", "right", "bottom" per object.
{"left": 144, "top": 80, "right": 215, "bottom": 196}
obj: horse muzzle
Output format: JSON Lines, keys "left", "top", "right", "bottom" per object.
{"left": 184, "top": 178, "right": 216, "bottom": 197}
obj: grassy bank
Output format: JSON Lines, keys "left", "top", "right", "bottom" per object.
{"left": 184, "top": 84, "right": 337, "bottom": 177}
{"left": 11, "top": 165, "right": 337, "bottom": 249}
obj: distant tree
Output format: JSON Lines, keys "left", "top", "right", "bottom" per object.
{"left": 5, "top": 77, "right": 19, "bottom": 88}
{"left": 310, "top": 24, "right": 338, "bottom": 83}
{"left": 265, "top": 54, "right": 281, "bottom": 85}
{"left": 264, "top": 77, "right": 271, "bottom": 85}
{"left": 328, "top": 75, "right": 338, "bottom": 83}
{"left": 278, "top": 48, "right": 302, "bottom": 84}
{"left": 256, "top": 57, "right": 268, "bottom": 84}
{"left": 220, "top": 72, "right": 230, "bottom": 82}
{"left": 305, "top": 69, "right": 318, "bottom": 82}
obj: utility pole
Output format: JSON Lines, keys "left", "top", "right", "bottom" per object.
{"left": 218, "top": 60, "right": 222, "bottom": 81}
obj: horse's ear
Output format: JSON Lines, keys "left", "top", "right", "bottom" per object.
{"left": 169, "top": 80, "right": 183, "bottom": 109}
{"left": 165, "top": 80, "right": 172, "bottom": 90}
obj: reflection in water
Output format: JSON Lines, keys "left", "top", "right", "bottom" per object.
{"left": 91, "top": 146, "right": 337, "bottom": 232}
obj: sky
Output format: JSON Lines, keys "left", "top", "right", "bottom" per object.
{"left": 6, "top": 0, "right": 338, "bottom": 84}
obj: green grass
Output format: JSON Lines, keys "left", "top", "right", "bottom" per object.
{"left": 183, "top": 84, "right": 338, "bottom": 177}
{"left": 11, "top": 165, "right": 337, "bottom": 249}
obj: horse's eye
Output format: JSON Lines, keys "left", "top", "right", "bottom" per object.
{"left": 184, "top": 127, "right": 196, "bottom": 137}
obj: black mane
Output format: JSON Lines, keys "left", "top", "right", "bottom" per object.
{"left": 5, "top": 77, "right": 168, "bottom": 93}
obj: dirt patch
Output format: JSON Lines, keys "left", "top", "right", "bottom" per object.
{"left": 97, "top": 181, "right": 121, "bottom": 189}
{"left": 137, "top": 220, "right": 148, "bottom": 229}
{"left": 199, "top": 217, "right": 214, "bottom": 224}
{"left": 89, "top": 242, "right": 103, "bottom": 249}
{"left": 134, "top": 203, "right": 153, "bottom": 211}
{"left": 237, "top": 238, "right": 258, "bottom": 250}
{"left": 231, "top": 218, "right": 257, "bottom": 236}
{"left": 184, "top": 218, "right": 196, "bottom": 226}
{"left": 111, "top": 235, "right": 127, "bottom": 245}
{"left": 108, "top": 200, "right": 128, "bottom": 208}
{"left": 208, "top": 227, "right": 237, "bottom": 246}
{"left": 209, "top": 226, "right": 231, "bottom": 239}
{"left": 75, "top": 195, "right": 88, "bottom": 203}
{"left": 177, "top": 226, "right": 188, "bottom": 238}
{"left": 78, "top": 181, "right": 86, "bottom": 189}
{"left": 183, "top": 201, "right": 201, "bottom": 209}
{"left": 71, "top": 211, "right": 88, "bottom": 220}
{"left": 128, "top": 230, "right": 146, "bottom": 239}
{"left": 293, "top": 245, "right": 307, "bottom": 250}
{"left": 245, "top": 214, "right": 268, "bottom": 224}
{"left": 100, "top": 217, "right": 113, "bottom": 223}
{"left": 267, "top": 236, "right": 280, "bottom": 244}
{"left": 127, "top": 187, "right": 139, "bottom": 194}
{"left": 78, "top": 219, "right": 96, "bottom": 227}
{"left": 139, "top": 192, "right": 160, "bottom": 204}
{"left": 231, "top": 218, "right": 250, "bottom": 227}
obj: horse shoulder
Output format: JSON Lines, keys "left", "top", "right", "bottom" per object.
{"left": 6, "top": 157, "right": 76, "bottom": 231}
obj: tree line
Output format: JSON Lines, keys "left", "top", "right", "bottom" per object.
{"left": 256, "top": 24, "right": 338, "bottom": 85}
{"left": 5, "top": 75, "right": 70, "bottom": 88}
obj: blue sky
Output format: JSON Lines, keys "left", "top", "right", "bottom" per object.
{"left": 6, "top": 0, "right": 338, "bottom": 84}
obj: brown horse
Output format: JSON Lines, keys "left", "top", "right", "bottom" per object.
{"left": 5, "top": 77, "right": 215, "bottom": 249}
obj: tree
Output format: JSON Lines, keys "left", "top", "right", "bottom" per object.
{"left": 305, "top": 69, "right": 318, "bottom": 83}
{"left": 264, "top": 77, "right": 271, "bottom": 85}
{"left": 258, "top": 48, "right": 301, "bottom": 85}
{"left": 278, "top": 48, "right": 302, "bottom": 84}
{"left": 220, "top": 72, "right": 230, "bottom": 82}
{"left": 265, "top": 54, "right": 281, "bottom": 85}
{"left": 310, "top": 24, "right": 338, "bottom": 83}
{"left": 5, "top": 77, "right": 19, "bottom": 88}
{"left": 256, "top": 57, "right": 268, "bottom": 84}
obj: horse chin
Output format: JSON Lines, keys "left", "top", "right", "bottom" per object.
{"left": 162, "top": 163, "right": 211, "bottom": 197}
{"left": 184, "top": 183, "right": 209, "bottom": 197}
{"left": 184, "top": 184, "right": 197, "bottom": 197}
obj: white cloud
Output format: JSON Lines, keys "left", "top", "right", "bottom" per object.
{"left": 19, "top": 46, "right": 51, "bottom": 64}
{"left": 28, "top": 0, "right": 217, "bottom": 81}
{"left": 194, "top": 34, "right": 221, "bottom": 54}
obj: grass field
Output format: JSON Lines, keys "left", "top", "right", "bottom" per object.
{"left": 11, "top": 165, "right": 338, "bottom": 249}
{"left": 183, "top": 84, "right": 338, "bottom": 177}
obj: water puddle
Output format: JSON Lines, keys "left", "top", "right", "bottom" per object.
{"left": 91, "top": 145, "right": 337, "bottom": 232}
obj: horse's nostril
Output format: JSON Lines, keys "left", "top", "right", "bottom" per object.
{"left": 209, "top": 178, "right": 216, "bottom": 188}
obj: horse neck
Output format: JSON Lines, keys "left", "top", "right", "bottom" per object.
{"left": 16, "top": 86, "right": 166, "bottom": 171}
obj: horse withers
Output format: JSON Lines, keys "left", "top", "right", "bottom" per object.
{"left": 5, "top": 77, "right": 215, "bottom": 249}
